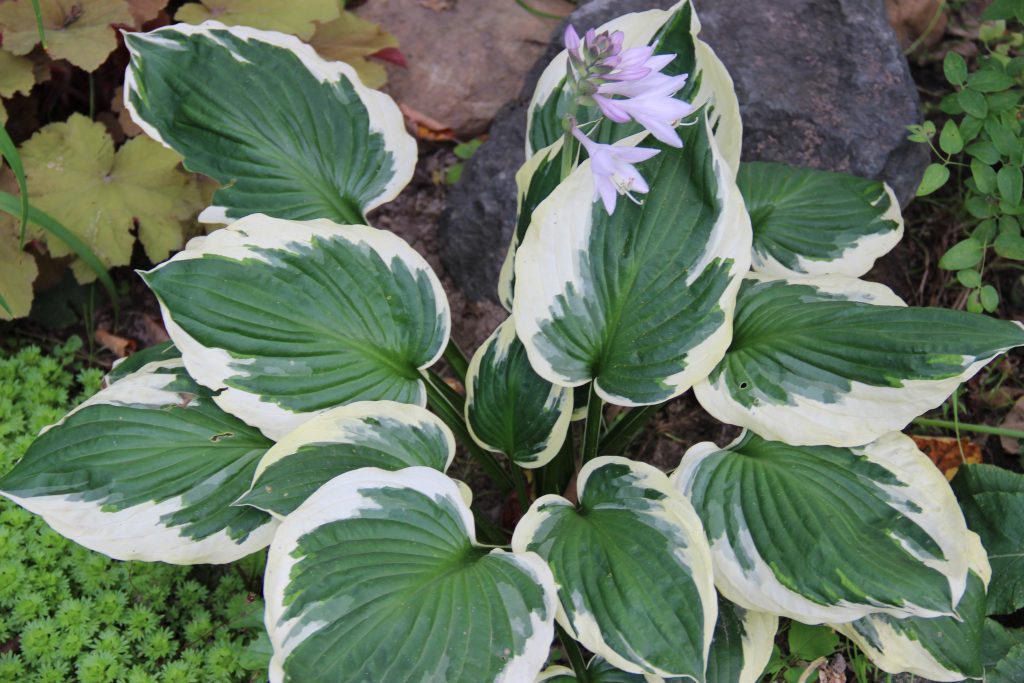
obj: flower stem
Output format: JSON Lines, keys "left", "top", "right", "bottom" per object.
{"left": 581, "top": 383, "right": 603, "bottom": 463}
{"left": 600, "top": 404, "right": 661, "bottom": 456}
{"left": 560, "top": 129, "right": 576, "bottom": 181}
{"left": 557, "top": 624, "right": 590, "bottom": 682}
{"left": 913, "top": 417, "right": 1024, "bottom": 440}
{"left": 510, "top": 463, "right": 532, "bottom": 510}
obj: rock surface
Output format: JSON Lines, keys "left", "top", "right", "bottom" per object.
{"left": 354, "top": 0, "right": 573, "bottom": 139}
{"left": 440, "top": 0, "right": 929, "bottom": 302}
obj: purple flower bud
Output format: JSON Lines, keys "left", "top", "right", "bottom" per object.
{"left": 564, "top": 25, "right": 581, "bottom": 60}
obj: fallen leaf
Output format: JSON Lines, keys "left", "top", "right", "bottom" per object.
{"left": 371, "top": 46, "right": 406, "bottom": 68}
{"left": 0, "top": 0, "right": 135, "bottom": 72}
{"left": 912, "top": 434, "right": 983, "bottom": 480}
{"left": 0, "top": 50, "right": 35, "bottom": 98}
{"left": 175, "top": 0, "right": 339, "bottom": 41}
{"left": 19, "top": 114, "right": 204, "bottom": 282}
{"left": 399, "top": 102, "right": 456, "bottom": 141}
{"left": 95, "top": 328, "right": 136, "bottom": 357}
{"left": 141, "top": 313, "right": 169, "bottom": 344}
{"left": 110, "top": 85, "right": 143, "bottom": 138}
{"left": 1000, "top": 397, "right": 1024, "bottom": 454}
{"left": 309, "top": 10, "right": 399, "bottom": 89}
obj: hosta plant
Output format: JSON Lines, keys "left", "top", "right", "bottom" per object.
{"left": 4, "top": 3, "right": 1024, "bottom": 682}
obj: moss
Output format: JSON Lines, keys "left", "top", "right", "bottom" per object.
{"left": 0, "top": 338, "right": 265, "bottom": 681}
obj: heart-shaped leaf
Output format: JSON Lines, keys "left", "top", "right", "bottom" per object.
{"left": 124, "top": 22, "right": 415, "bottom": 225}
{"left": 498, "top": 139, "right": 564, "bottom": 311}
{"left": 513, "top": 117, "right": 751, "bottom": 406}
{"left": 264, "top": 467, "right": 557, "bottom": 683}
{"left": 834, "top": 537, "right": 990, "bottom": 682}
{"left": 238, "top": 401, "right": 454, "bottom": 517}
{"left": 738, "top": 162, "right": 903, "bottom": 278}
{"left": 0, "top": 0, "right": 134, "bottom": 72}
{"left": 673, "top": 431, "right": 975, "bottom": 623}
{"left": 952, "top": 464, "right": 1024, "bottom": 615}
{"left": 705, "top": 598, "right": 778, "bottom": 683}
{"left": 143, "top": 214, "right": 450, "bottom": 439}
{"left": 513, "top": 457, "right": 716, "bottom": 679}
{"left": 695, "top": 275, "right": 1024, "bottom": 447}
{"left": 465, "top": 319, "right": 573, "bottom": 468}
{"left": 20, "top": 114, "right": 204, "bottom": 281}
{"left": 0, "top": 357, "right": 276, "bottom": 563}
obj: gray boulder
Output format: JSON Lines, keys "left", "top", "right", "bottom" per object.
{"left": 440, "top": 0, "right": 928, "bottom": 302}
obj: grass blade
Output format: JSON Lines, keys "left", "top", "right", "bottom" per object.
{"left": 30, "top": 0, "right": 46, "bottom": 49}
{"left": 0, "top": 291, "right": 12, "bottom": 317}
{"left": 0, "top": 191, "right": 119, "bottom": 315}
{"left": 0, "top": 125, "right": 30, "bottom": 246}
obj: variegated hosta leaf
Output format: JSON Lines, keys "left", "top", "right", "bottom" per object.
{"left": 738, "top": 162, "right": 903, "bottom": 278}
{"left": 498, "top": 139, "right": 564, "bottom": 311}
{"left": 694, "top": 274, "right": 1024, "bottom": 447}
{"left": 513, "top": 457, "right": 716, "bottom": 679}
{"left": 513, "top": 117, "right": 751, "bottom": 406}
{"left": 952, "top": 463, "right": 1024, "bottom": 615}
{"left": 105, "top": 340, "right": 180, "bottom": 384}
{"left": 124, "top": 21, "right": 415, "bottom": 225}
{"left": 143, "top": 214, "right": 450, "bottom": 440}
{"left": 673, "top": 431, "right": 974, "bottom": 624}
{"left": 465, "top": 319, "right": 573, "bottom": 468}
{"left": 237, "top": 401, "right": 454, "bottom": 517}
{"left": 537, "top": 657, "right": 647, "bottom": 682}
{"left": 0, "top": 358, "right": 276, "bottom": 564}
{"left": 526, "top": 1, "right": 741, "bottom": 172}
{"left": 834, "top": 533, "right": 991, "bottom": 682}
{"left": 704, "top": 598, "right": 778, "bottom": 683}
{"left": 264, "top": 467, "right": 557, "bottom": 683}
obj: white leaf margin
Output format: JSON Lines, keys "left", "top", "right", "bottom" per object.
{"left": 672, "top": 431, "right": 974, "bottom": 624}
{"left": 145, "top": 213, "right": 451, "bottom": 441}
{"left": 240, "top": 400, "right": 456, "bottom": 518}
{"left": 750, "top": 181, "right": 904, "bottom": 279}
{"left": 831, "top": 532, "right": 992, "bottom": 682}
{"left": 123, "top": 20, "right": 416, "bottom": 223}
{"left": 513, "top": 456, "right": 717, "bottom": 678}
{"left": 694, "top": 273, "right": 1024, "bottom": 448}
{"left": 465, "top": 319, "right": 573, "bottom": 469}
{"left": 264, "top": 466, "right": 558, "bottom": 683}
{"left": 498, "top": 138, "right": 563, "bottom": 311}
{"left": 1, "top": 358, "right": 278, "bottom": 564}
{"left": 512, "top": 127, "right": 752, "bottom": 406}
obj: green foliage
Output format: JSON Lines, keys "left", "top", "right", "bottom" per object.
{"left": 910, "top": 18, "right": 1024, "bottom": 312}
{"left": 0, "top": 339, "right": 265, "bottom": 682}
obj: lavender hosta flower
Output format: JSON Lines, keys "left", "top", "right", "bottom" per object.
{"left": 595, "top": 72, "right": 694, "bottom": 147}
{"left": 563, "top": 24, "right": 692, "bottom": 148}
{"left": 572, "top": 125, "right": 659, "bottom": 214}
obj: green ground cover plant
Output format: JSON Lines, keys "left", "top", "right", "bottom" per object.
{"left": 0, "top": 338, "right": 265, "bottom": 682}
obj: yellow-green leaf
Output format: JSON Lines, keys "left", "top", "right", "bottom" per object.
{"left": 175, "top": 0, "right": 339, "bottom": 41}
{"left": 0, "top": 215, "right": 37, "bottom": 320}
{"left": 0, "top": 0, "right": 134, "bottom": 72}
{"left": 19, "top": 114, "right": 203, "bottom": 281}
{"left": 309, "top": 11, "right": 398, "bottom": 89}
{"left": 0, "top": 50, "right": 35, "bottom": 98}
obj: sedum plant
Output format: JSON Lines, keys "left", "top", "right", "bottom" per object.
{"left": 3, "top": 2, "right": 1024, "bottom": 681}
